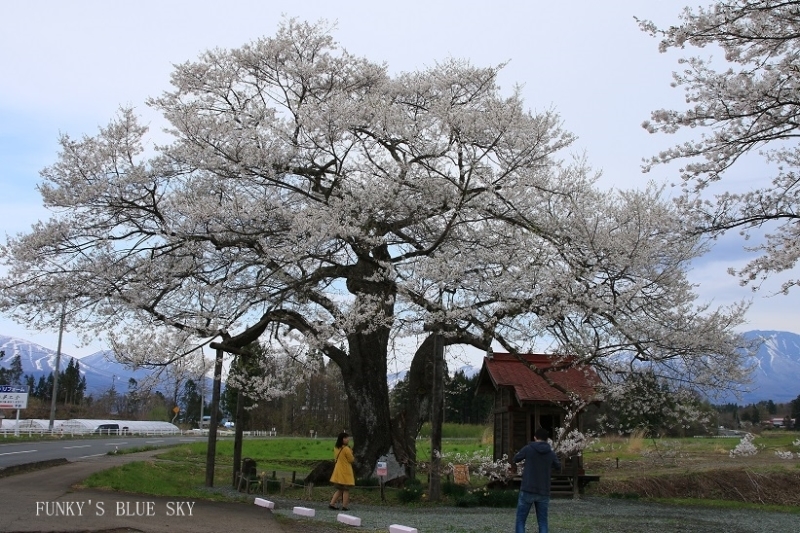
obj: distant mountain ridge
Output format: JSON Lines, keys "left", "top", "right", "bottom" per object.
{"left": 737, "top": 330, "right": 800, "bottom": 403}
{"left": 2, "top": 331, "right": 799, "bottom": 404}
{"left": 0, "top": 335, "right": 170, "bottom": 396}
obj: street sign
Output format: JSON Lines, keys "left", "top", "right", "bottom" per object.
{"left": 0, "top": 386, "right": 29, "bottom": 409}
{"left": 376, "top": 461, "right": 388, "bottom": 477}
{"left": 172, "top": 406, "right": 180, "bottom": 414}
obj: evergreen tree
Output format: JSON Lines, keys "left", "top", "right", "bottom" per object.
{"left": 791, "top": 394, "right": 800, "bottom": 424}
{"left": 751, "top": 405, "right": 761, "bottom": 425}
{"left": 180, "top": 379, "right": 203, "bottom": 426}
{"left": 444, "top": 370, "right": 492, "bottom": 425}
{"left": 115, "top": 378, "right": 142, "bottom": 418}
{"left": 34, "top": 375, "right": 49, "bottom": 400}
{"left": 767, "top": 400, "right": 777, "bottom": 415}
{"left": 0, "top": 353, "right": 24, "bottom": 386}
{"left": 60, "top": 359, "right": 78, "bottom": 404}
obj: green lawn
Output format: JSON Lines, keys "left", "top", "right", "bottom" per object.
{"left": 81, "top": 429, "right": 800, "bottom": 511}
{"left": 155, "top": 433, "right": 492, "bottom": 475}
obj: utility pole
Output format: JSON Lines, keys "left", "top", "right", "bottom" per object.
{"left": 48, "top": 303, "right": 66, "bottom": 432}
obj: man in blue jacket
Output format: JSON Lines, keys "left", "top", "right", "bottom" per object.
{"left": 511, "top": 427, "right": 561, "bottom": 533}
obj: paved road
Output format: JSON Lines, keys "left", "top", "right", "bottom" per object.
{"left": 0, "top": 450, "right": 290, "bottom": 533}
{"left": 0, "top": 435, "right": 206, "bottom": 468}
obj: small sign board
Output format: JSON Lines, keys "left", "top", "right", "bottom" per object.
{"left": 453, "top": 464, "right": 470, "bottom": 485}
{"left": 0, "top": 386, "right": 29, "bottom": 409}
{"left": 172, "top": 406, "right": 180, "bottom": 414}
{"left": 376, "top": 461, "right": 388, "bottom": 477}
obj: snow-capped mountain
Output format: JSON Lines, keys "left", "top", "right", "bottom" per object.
{"left": 2, "top": 331, "right": 799, "bottom": 404}
{"left": 0, "top": 334, "right": 104, "bottom": 394}
{"left": 0, "top": 335, "right": 161, "bottom": 395}
{"left": 736, "top": 330, "right": 800, "bottom": 404}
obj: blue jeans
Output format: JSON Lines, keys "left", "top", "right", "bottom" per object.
{"left": 515, "top": 490, "right": 549, "bottom": 533}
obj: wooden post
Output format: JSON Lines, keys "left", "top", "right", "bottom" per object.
{"left": 281, "top": 477, "right": 286, "bottom": 496}
{"left": 429, "top": 331, "right": 444, "bottom": 501}
{"left": 232, "top": 388, "right": 245, "bottom": 487}
{"left": 572, "top": 456, "right": 579, "bottom": 499}
{"left": 204, "top": 346, "right": 224, "bottom": 487}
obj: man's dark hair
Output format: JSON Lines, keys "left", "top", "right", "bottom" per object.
{"left": 534, "top": 427, "right": 550, "bottom": 441}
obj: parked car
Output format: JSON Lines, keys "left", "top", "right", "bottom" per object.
{"left": 93, "top": 423, "right": 119, "bottom": 435}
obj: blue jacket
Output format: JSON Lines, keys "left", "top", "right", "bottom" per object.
{"left": 513, "top": 440, "right": 561, "bottom": 495}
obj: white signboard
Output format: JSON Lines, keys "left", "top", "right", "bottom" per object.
{"left": 376, "top": 461, "right": 388, "bottom": 477}
{"left": 0, "top": 386, "right": 29, "bottom": 409}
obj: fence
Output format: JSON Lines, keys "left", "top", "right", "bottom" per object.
{"left": 0, "top": 427, "right": 282, "bottom": 438}
{"left": 0, "top": 427, "right": 184, "bottom": 438}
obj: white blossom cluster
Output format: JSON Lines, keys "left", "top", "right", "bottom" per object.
{"left": 597, "top": 369, "right": 716, "bottom": 437}
{"left": 774, "top": 451, "right": 797, "bottom": 460}
{"left": 729, "top": 433, "right": 759, "bottom": 458}
{"left": 440, "top": 450, "right": 514, "bottom": 483}
{"left": 639, "top": 1, "right": 800, "bottom": 295}
{"left": 775, "top": 438, "right": 800, "bottom": 460}
{"left": 553, "top": 426, "right": 597, "bottom": 458}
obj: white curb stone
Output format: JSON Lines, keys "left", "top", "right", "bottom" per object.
{"left": 389, "top": 525, "right": 418, "bottom": 533}
{"left": 292, "top": 506, "right": 315, "bottom": 517}
{"left": 337, "top": 513, "right": 362, "bottom": 526}
{"left": 253, "top": 498, "right": 274, "bottom": 509}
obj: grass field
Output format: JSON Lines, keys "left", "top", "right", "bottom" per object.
{"left": 80, "top": 428, "right": 800, "bottom": 510}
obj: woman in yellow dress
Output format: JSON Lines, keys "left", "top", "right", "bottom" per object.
{"left": 329, "top": 431, "right": 355, "bottom": 510}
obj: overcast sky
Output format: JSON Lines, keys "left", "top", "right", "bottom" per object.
{"left": 1, "top": 1, "right": 797, "bottom": 367}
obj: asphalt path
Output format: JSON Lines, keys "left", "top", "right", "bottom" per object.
{"left": 0, "top": 449, "right": 290, "bottom": 533}
{"left": 0, "top": 435, "right": 206, "bottom": 468}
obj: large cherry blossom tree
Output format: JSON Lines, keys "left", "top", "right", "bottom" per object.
{"left": 639, "top": 0, "right": 800, "bottom": 294}
{"left": 0, "top": 19, "right": 750, "bottom": 474}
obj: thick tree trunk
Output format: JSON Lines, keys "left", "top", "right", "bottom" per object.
{"left": 391, "top": 334, "right": 437, "bottom": 480}
{"left": 340, "top": 327, "right": 393, "bottom": 479}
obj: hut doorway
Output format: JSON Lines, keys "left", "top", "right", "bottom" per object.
{"left": 537, "top": 413, "right": 562, "bottom": 439}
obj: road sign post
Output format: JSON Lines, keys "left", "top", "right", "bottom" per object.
{"left": 1, "top": 386, "right": 29, "bottom": 437}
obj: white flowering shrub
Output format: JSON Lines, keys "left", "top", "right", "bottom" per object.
{"left": 729, "top": 433, "right": 759, "bottom": 458}
{"left": 553, "top": 427, "right": 596, "bottom": 457}
{"left": 436, "top": 450, "right": 515, "bottom": 483}
{"left": 475, "top": 455, "right": 516, "bottom": 483}
{"left": 598, "top": 372, "right": 713, "bottom": 438}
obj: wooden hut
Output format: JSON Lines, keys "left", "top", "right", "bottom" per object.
{"left": 476, "top": 352, "right": 601, "bottom": 496}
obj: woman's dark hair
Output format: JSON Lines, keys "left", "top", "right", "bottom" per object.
{"left": 335, "top": 431, "right": 350, "bottom": 448}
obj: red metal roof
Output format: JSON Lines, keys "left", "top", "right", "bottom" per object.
{"left": 479, "top": 353, "right": 601, "bottom": 405}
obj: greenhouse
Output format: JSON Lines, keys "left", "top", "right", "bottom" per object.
{"left": 58, "top": 419, "right": 180, "bottom": 435}
{"left": 0, "top": 419, "right": 63, "bottom": 432}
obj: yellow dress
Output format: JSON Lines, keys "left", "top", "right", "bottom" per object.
{"left": 330, "top": 445, "right": 355, "bottom": 486}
